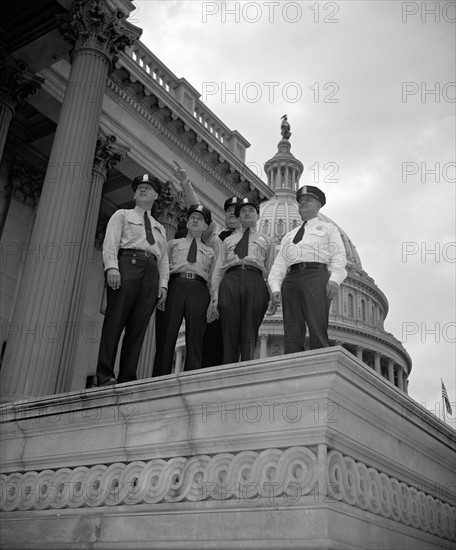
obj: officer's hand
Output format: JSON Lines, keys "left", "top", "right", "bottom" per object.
{"left": 271, "top": 291, "right": 281, "bottom": 307}
{"left": 211, "top": 298, "right": 219, "bottom": 318}
{"left": 266, "top": 300, "right": 277, "bottom": 316}
{"left": 326, "top": 281, "right": 339, "bottom": 300}
{"left": 173, "top": 160, "right": 187, "bottom": 184}
{"left": 207, "top": 302, "right": 219, "bottom": 323}
{"left": 106, "top": 268, "right": 121, "bottom": 290}
{"left": 157, "top": 287, "right": 167, "bottom": 310}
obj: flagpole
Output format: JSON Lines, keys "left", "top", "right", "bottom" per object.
{"left": 441, "top": 378, "right": 446, "bottom": 424}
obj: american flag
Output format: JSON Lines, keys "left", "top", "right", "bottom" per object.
{"left": 441, "top": 380, "right": 453, "bottom": 416}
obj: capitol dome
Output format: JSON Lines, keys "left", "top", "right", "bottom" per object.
{"left": 256, "top": 122, "right": 412, "bottom": 392}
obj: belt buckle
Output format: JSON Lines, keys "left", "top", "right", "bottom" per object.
{"left": 186, "top": 272, "right": 195, "bottom": 279}
{"left": 301, "top": 262, "right": 308, "bottom": 269}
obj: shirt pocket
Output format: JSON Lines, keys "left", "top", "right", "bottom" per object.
{"left": 200, "top": 248, "right": 215, "bottom": 271}
{"left": 127, "top": 220, "right": 145, "bottom": 239}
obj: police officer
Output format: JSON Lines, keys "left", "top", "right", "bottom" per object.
{"left": 212, "top": 197, "right": 275, "bottom": 364}
{"left": 96, "top": 174, "right": 169, "bottom": 386}
{"left": 268, "top": 185, "right": 347, "bottom": 352}
{"left": 171, "top": 161, "right": 243, "bottom": 367}
{"left": 201, "top": 195, "right": 242, "bottom": 367}
{"left": 153, "top": 204, "right": 216, "bottom": 375}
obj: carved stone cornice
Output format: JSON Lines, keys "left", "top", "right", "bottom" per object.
{"left": 1, "top": 446, "right": 454, "bottom": 543}
{"left": 0, "top": 49, "right": 43, "bottom": 113}
{"left": 7, "top": 156, "right": 45, "bottom": 209}
{"left": 105, "top": 78, "right": 267, "bottom": 201}
{"left": 56, "top": 0, "right": 141, "bottom": 69}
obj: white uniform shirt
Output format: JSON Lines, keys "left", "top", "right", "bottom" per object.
{"left": 268, "top": 216, "right": 347, "bottom": 293}
{"left": 211, "top": 228, "right": 275, "bottom": 300}
{"left": 167, "top": 236, "right": 216, "bottom": 287}
{"left": 102, "top": 206, "right": 169, "bottom": 289}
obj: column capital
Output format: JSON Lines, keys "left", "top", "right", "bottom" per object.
{"left": 8, "top": 156, "right": 45, "bottom": 209}
{"left": 57, "top": 0, "right": 141, "bottom": 69}
{"left": 93, "top": 134, "right": 129, "bottom": 179}
{"left": 152, "top": 182, "right": 187, "bottom": 238}
{"left": 0, "top": 49, "right": 43, "bottom": 114}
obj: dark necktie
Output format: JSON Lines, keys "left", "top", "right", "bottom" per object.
{"left": 219, "top": 229, "right": 234, "bottom": 242}
{"left": 234, "top": 228, "right": 250, "bottom": 259}
{"left": 293, "top": 222, "right": 306, "bottom": 244}
{"left": 187, "top": 238, "right": 197, "bottom": 263}
{"left": 144, "top": 211, "right": 155, "bottom": 245}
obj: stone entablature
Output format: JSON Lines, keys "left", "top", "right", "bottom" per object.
{"left": 127, "top": 42, "right": 250, "bottom": 161}
{"left": 108, "top": 48, "right": 272, "bottom": 202}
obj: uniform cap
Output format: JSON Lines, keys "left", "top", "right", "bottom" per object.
{"left": 296, "top": 185, "right": 326, "bottom": 206}
{"left": 132, "top": 174, "right": 162, "bottom": 195}
{"left": 234, "top": 197, "right": 260, "bottom": 216}
{"left": 224, "top": 196, "right": 240, "bottom": 211}
{"left": 187, "top": 204, "right": 212, "bottom": 225}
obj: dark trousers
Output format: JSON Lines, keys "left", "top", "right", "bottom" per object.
{"left": 281, "top": 267, "right": 331, "bottom": 353}
{"left": 153, "top": 276, "right": 210, "bottom": 376}
{"left": 202, "top": 319, "right": 223, "bottom": 367}
{"left": 96, "top": 254, "right": 159, "bottom": 384}
{"left": 218, "top": 267, "right": 269, "bottom": 364}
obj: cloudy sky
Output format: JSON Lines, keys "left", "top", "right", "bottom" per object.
{"left": 129, "top": 0, "right": 455, "bottom": 422}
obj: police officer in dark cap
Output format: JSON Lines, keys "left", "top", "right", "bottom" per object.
{"left": 212, "top": 197, "right": 275, "bottom": 364}
{"left": 269, "top": 185, "right": 347, "bottom": 352}
{"left": 96, "top": 174, "right": 169, "bottom": 386}
{"left": 171, "top": 160, "right": 244, "bottom": 367}
{"left": 153, "top": 203, "right": 216, "bottom": 375}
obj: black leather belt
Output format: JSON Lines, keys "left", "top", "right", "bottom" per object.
{"left": 288, "top": 262, "right": 327, "bottom": 271}
{"left": 227, "top": 265, "right": 262, "bottom": 275}
{"left": 171, "top": 272, "right": 206, "bottom": 284}
{"left": 119, "top": 248, "right": 156, "bottom": 260}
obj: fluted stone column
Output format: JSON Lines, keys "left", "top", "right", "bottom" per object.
{"left": 136, "top": 311, "right": 157, "bottom": 380}
{"left": 387, "top": 358, "right": 395, "bottom": 385}
{"left": 397, "top": 366, "right": 404, "bottom": 391}
{"left": 0, "top": 51, "right": 42, "bottom": 163}
{"left": 356, "top": 346, "right": 364, "bottom": 361}
{"left": 54, "top": 135, "right": 128, "bottom": 393}
{"left": 260, "top": 334, "right": 268, "bottom": 358}
{"left": 374, "top": 352, "right": 381, "bottom": 374}
{"left": 0, "top": 1, "right": 140, "bottom": 402}
{"left": 403, "top": 373, "right": 409, "bottom": 394}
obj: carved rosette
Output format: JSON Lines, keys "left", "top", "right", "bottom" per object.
{"left": 6, "top": 157, "right": 45, "bottom": 209}
{"left": 57, "top": 0, "right": 141, "bottom": 69}
{"left": 0, "top": 50, "right": 43, "bottom": 114}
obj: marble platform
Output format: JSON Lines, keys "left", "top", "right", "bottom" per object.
{"left": 1, "top": 347, "right": 455, "bottom": 549}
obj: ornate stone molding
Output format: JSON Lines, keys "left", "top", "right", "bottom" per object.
{"left": 92, "top": 134, "right": 129, "bottom": 179}
{"left": 106, "top": 78, "right": 254, "bottom": 199}
{"left": 1, "top": 446, "right": 454, "bottom": 542}
{"left": 57, "top": 0, "right": 141, "bottom": 68}
{"left": 0, "top": 49, "right": 43, "bottom": 113}
{"left": 7, "top": 156, "right": 45, "bottom": 209}
{"left": 152, "top": 182, "right": 187, "bottom": 235}
{"left": 327, "top": 450, "right": 455, "bottom": 541}
{"left": 0, "top": 447, "right": 317, "bottom": 511}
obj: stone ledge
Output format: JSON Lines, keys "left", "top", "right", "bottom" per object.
{"left": 1, "top": 348, "right": 455, "bottom": 549}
